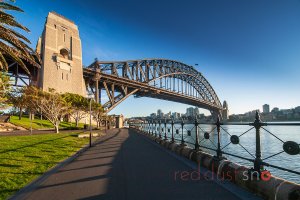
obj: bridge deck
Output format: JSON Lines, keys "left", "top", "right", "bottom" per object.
{"left": 11, "top": 128, "right": 259, "bottom": 200}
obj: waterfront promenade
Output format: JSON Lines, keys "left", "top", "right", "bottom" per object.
{"left": 11, "top": 128, "right": 259, "bottom": 200}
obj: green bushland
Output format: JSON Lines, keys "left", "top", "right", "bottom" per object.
{"left": 9, "top": 115, "right": 85, "bottom": 130}
{"left": 0, "top": 132, "right": 89, "bottom": 200}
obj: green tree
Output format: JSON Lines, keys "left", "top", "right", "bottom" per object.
{"left": 106, "top": 115, "right": 114, "bottom": 129}
{"left": 24, "top": 87, "right": 70, "bottom": 133}
{"left": 7, "top": 88, "right": 27, "bottom": 119}
{"left": 0, "top": 1, "right": 40, "bottom": 73}
{"left": 91, "top": 102, "right": 105, "bottom": 129}
{"left": 0, "top": 71, "right": 10, "bottom": 109}
{"left": 63, "top": 93, "right": 89, "bottom": 127}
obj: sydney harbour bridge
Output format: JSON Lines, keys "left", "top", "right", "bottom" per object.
{"left": 8, "top": 58, "right": 224, "bottom": 117}
{"left": 6, "top": 12, "right": 225, "bottom": 118}
{"left": 84, "top": 59, "right": 223, "bottom": 117}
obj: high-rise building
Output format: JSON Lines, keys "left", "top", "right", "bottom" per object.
{"left": 222, "top": 100, "right": 229, "bottom": 120}
{"left": 165, "top": 111, "right": 171, "bottom": 119}
{"left": 186, "top": 107, "right": 194, "bottom": 117}
{"left": 150, "top": 113, "right": 156, "bottom": 119}
{"left": 172, "top": 112, "right": 181, "bottom": 119}
{"left": 194, "top": 107, "right": 199, "bottom": 116}
{"left": 263, "top": 104, "right": 270, "bottom": 113}
{"left": 157, "top": 109, "right": 163, "bottom": 118}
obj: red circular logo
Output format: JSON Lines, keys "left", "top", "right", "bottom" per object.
{"left": 261, "top": 171, "right": 271, "bottom": 181}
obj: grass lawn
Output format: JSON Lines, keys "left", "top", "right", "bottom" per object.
{"left": 10, "top": 115, "right": 85, "bottom": 130}
{"left": 0, "top": 132, "right": 89, "bottom": 200}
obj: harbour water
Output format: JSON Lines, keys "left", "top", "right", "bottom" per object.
{"left": 149, "top": 122, "right": 300, "bottom": 184}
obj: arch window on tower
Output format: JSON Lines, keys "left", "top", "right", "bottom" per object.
{"left": 59, "top": 48, "right": 71, "bottom": 60}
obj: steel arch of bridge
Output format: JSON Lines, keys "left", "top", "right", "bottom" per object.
{"left": 83, "top": 59, "right": 223, "bottom": 116}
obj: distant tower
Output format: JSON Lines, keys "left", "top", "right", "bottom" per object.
{"left": 36, "top": 12, "right": 86, "bottom": 96}
{"left": 222, "top": 100, "right": 229, "bottom": 121}
{"left": 194, "top": 107, "right": 199, "bottom": 117}
{"left": 157, "top": 109, "right": 163, "bottom": 118}
{"left": 263, "top": 104, "right": 270, "bottom": 113}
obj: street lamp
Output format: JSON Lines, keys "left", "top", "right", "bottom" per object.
{"left": 105, "top": 115, "right": 107, "bottom": 134}
{"left": 89, "top": 98, "right": 94, "bottom": 147}
{"left": 30, "top": 110, "right": 33, "bottom": 135}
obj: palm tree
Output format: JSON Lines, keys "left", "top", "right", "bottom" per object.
{"left": 0, "top": 1, "right": 40, "bottom": 74}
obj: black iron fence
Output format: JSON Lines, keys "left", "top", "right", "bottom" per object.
{"left": 130, "top": 111, "right": 300, "bottom": 182}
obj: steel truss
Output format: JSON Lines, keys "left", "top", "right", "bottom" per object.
{"left": 6, "top": 60, "right": 38, "bottom": 88}
{"left": 83, "top": 59, "right": 223, "bottom": 115}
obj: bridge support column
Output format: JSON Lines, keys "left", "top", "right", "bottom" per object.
{"left": 94, "top": 68, "right": 101, "bottom": 104}
{"left": 115, "top": 115, "right": 124, "bottom": 128}
{"left": 95, "top": 80, "right": 99, "bottom": 103}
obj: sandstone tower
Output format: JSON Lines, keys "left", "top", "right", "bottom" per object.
{"left": 36, "top": 12, "right": 86, "bottom": 96}
{"left": 222, "top": 100, "right": 229, "bottom": 121}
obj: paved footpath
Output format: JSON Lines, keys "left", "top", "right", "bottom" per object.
{"left": 11, "top": 128, "right": 259, "bottom": 200}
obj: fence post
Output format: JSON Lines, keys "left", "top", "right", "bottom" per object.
{"left": 164, "top": 119, "right": 167, "bottom": 140}
{"left": 143, "top": 121, "right": 145, "bottom": 132}
{"left": 152, "top": 120, "right": 154, "bottom": 135}
{"left": 159, "top": 120, "right": 162, "bottom": 139}
{"left": 171, "top": 119, "right": 174, "bottom": 143}
{"left": 181, "top": 118, "right": 185, "bottom": 146}
{"left": 194, "top": 117, "right": 200, "bottom": 150}
{"left": 216, "top": 116, "right": 222, "bottom": 158}
{"left": 155, "top": 121, "right": 157, "bottom": 137}
{"left": 253, "top": 111, "right": 263, "bottom": 172}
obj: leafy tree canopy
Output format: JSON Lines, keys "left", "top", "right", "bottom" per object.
{"left": 0, "top": 71, "right": 10, "bottom": 109}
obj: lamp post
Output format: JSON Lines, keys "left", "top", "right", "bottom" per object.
{"left": 30, "top": 110, "right": 33, "bottom": 135}
{"left": 105, "top": 115, "right": 107, "bottom": 134}
{"left": 89, "top": 98, "right": 94, "bottom": 147}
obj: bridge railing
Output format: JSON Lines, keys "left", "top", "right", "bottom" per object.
{"left": 130, "top": 111, "right": 300, "bottom": 183}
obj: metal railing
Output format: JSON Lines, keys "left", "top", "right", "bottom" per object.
{"left": 130, "top": 111, "right": 300, "bottom": 180}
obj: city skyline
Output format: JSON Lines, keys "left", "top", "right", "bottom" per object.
{"left": 13, "top": 0, "right": 300, "bottom": 117}
{"left": 144, "top": 104, "right": 300, "bottom": 119}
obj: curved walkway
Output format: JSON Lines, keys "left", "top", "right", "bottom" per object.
{"left": 10, "top": 128, "right": 259, "bottom": 200}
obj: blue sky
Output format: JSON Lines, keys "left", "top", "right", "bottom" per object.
{"left": 13, "top": 0, "right": 300, "bottom": 117}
